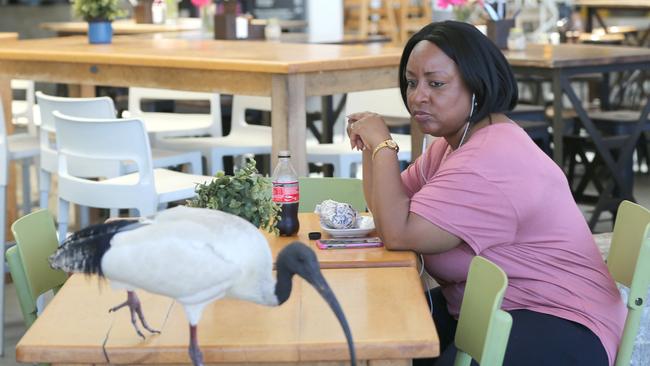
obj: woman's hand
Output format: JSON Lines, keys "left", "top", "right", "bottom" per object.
{"left": 346, "top": 112, "right": 392, "bottom": 151}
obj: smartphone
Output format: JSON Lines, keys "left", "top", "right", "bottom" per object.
{"left": 316, "top": 237, "right": 383, "bottom": 249}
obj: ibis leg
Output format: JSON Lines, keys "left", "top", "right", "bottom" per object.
{"left": 189, "top": 324, "right": 204, "bottom": 366}
{"left": 109, "top": 291, "right": 160, "bottom": 339}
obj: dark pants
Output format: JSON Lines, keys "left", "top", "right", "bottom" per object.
{"left": 414, "top": 287, "right": 609, "bottom": 366}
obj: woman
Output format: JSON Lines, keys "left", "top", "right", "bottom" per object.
{"left": 347, "top": 21, "right": 625, "bottom": 366}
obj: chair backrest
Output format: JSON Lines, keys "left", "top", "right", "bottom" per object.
{"left": 128, "top": 87, "right": 222, "bottom": 136}
{"left": 454, "top": 256, "right": 512, "bottom": 366}
{"left": 36, "top": 91, "right": 118, "bottom": 177}
{"left": 11, "top": 79, "right": 37, "bottom": 135}
{"left": 298, "top": 177, "right": 366, "bottom": 213}
{"left": 53, "top": 111, "right": 157, "bottom": 212}
{"left": 230, "top": 95, "right": 272, "bottom": 134}
{"left": 345, "top": 88, "right": 410, "bottom": 120}
{"left": 607, "top": 200, "right": 650, "bottom": 366}
{"left": 8, "top": 209, "right": 67, "bottom": 329}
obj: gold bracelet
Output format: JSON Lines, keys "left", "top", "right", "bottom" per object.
{"left": 372, "top": 139, "right": 399, "bottom": 160}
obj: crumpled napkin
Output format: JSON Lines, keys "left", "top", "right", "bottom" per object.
{"left": 315, "top": 199, "right": 359, "bottom": 229}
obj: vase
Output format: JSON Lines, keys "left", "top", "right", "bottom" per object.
{"left": 88, "top": 21, "right": 113, "bottom": 44}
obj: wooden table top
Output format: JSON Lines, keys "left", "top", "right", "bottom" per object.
{"left": 573, "top": 0, "right": 650, "bottom": 8}
{"left": 0, "top": 35, "right": 402, "bottom": 74}
{"left": 40, "top": 18, "right": 202, "bottom": 35}
{"left": 0, "top": 32, "right": 18, "bottom": 41}
{"left": 504, "top": 43, "right": 650, "bottom": 69}
{"left": 16, "top": 267, "right": 439, "bottom": 364}
{"left": 265, "top": 213, "right": 417, "bottom": 269}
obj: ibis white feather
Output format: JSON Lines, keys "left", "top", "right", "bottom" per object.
{"left": 49, "top": 205, "right": 356, "bottom": 366}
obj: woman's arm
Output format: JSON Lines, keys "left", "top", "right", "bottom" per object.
{"left": 348, "top": 112, "right": 462, "bottom": 254}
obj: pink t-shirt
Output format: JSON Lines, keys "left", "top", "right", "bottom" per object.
{"left": 401, "top": 122, "right": 625, "bottom": 365}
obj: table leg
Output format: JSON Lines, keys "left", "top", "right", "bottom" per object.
{"left": 411, "top": 118, "right": 424, "bottom": 161}
{"left": 272, "top": 74, "right": 307, "bottom": 176}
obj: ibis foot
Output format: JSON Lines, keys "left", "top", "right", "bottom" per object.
{"left": 109, "top": 291, "right": 161, "bottom": 339}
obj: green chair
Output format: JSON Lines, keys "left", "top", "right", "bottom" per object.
{"left": 454, "top": 256, "right": 512, "bottom": 366}
{"left": 298, "top": 177, "right": 366, "bottom": 213}
{"left": 607, "top": 200, "right": 650, "bottom": 366}
{"left": 6, "top": 209, "right": 67, "bottom": 329}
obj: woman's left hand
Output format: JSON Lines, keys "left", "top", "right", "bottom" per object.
{"left": 346, "top": 112, "right": 392, "bottom": 151}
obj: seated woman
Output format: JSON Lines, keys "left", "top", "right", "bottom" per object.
{"left": 347, "top": 21, "right": 625, "bottom": 366}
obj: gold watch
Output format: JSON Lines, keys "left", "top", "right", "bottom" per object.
{"left": 372, "top": 139, "right": 399, "bottom": 160}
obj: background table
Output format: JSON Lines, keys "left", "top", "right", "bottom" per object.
{"left": 40, "top": 19, "right": 202, "bottom": 36}
{"left": 16, "top": 267, "right": 439, "bottom": 365}
{"left": 0, "top": 35, "right": 402, "bottom": 176}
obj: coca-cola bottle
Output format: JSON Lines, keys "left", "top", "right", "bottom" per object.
{"left": 272, "top": 151, "right": 300, "bottom": 236}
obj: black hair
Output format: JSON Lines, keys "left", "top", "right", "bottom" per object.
{"left": 398, "top": 21, "right": 518, "bottom": 124}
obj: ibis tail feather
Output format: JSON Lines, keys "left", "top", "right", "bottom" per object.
{"left": 49, "top": 220, "right": 146, "bottom": 276}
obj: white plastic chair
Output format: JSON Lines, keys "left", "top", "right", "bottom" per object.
{"left": 126, "top": 87, "right": 221, "bottom": 138}
{"left": 36, "top": 92, "right": 204, "bottom": 216}
{"left": 306, "top": 88, "right": 413, "bottom": 177}
{"left": 0, "top": 97, "right": 42, "bottom": 356}
{"left": 53, "top": 111, "right": 214, "bottom": 241}
{"left": 11, "top": 79, "right": 40, "bottom": 135}
{"left": 155, "top": 95, "right": 273, "bottom": 175}
{"left": 2, "top": 92, "right": 40, "bottom": 216}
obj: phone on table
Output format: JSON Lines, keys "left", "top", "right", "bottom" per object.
{"left": 316, "top": 237, "right": 383, "bottom": 250}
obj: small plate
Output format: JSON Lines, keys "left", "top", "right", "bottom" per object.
{"left": 321, "top": 216, "right": 375, "bottom": 238}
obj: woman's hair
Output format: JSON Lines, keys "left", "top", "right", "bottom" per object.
{"left": 398, "top": 21, "right": 518, "bottom": 124}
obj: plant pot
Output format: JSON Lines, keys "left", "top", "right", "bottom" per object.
{"left": 487, "top": 18, "right": 515, "bottom": 49}
{"left": 88, "top": 21, "right": 113, "bottom": 44}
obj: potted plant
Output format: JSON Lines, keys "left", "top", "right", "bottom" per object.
{"left": 188, "top": 159, "right": 281, "bottom": 234}
{"left": 72, "top": 0, "right": 126, "bottom": 44}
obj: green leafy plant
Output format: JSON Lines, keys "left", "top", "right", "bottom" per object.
{"left": 188, "top": 159, "right": 281, "bottom": 235}
{"left": 72, "top": 0, "right": 126, "bottom": 22}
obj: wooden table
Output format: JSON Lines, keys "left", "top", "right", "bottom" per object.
{"left": 16, "top": 267, "right": 439, "bottom": 365}
{"left": 41, "top": 19, "right": 308, "bottom": 37}
{"left": 0, "top": 35, "right": 402, "bottom": 176}
{"left": 573, "top": 0, "right": 650, "bottom": 43}
{"left": 264, "top": 213, "right": 417, "bottom": 269}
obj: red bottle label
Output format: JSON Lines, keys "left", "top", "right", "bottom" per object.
{"left": 272, "top": 182, "right": 299, "bottom": 203}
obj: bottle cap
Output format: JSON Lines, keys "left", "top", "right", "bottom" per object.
{"left": 308, "top": 231, "right": 321, "bottom": 240}
{"left": 278, "top": 150, "right": 291, "bottom": 158}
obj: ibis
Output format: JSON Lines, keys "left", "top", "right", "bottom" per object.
{"left": 50, "top": 206, "right": 356, "bottom": 366}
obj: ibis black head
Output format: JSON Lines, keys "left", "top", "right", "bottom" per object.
{"left": 275, "top": 241, "right": 356, "bottom": 366}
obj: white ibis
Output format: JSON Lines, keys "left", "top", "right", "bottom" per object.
{"left": 49, "top": 206, "right": 356, "bottom": 366}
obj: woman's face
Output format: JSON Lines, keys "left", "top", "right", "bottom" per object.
{"left": 405, "top": 40, "right": 473, "bottom": 139}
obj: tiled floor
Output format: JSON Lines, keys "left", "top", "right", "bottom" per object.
{"left": 2, "top": 171, "right": 650, "bottom": 365}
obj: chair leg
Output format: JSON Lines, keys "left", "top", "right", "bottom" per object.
{"left": 188, "top": 153, "right": 202, "bottom": 175}
{"left": 0, "top": 185, "right": 6, "bottom": 357}
{"left": 21, "top": 159, "right": 31, "bottom": 215}
{"left": 109, "top": 208, "right": 119, "bottom": 218}
{"left": 79, "top": 206, "right": 90, "bottom": 229}
{"left": 209, "top": 153, "right": 224, "bottom": 176}
{"left": 39, "top": 169, "right": 51, "bottom": 209}
{"left": 58, "top": 198, "right": 70, "bottom": 243}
